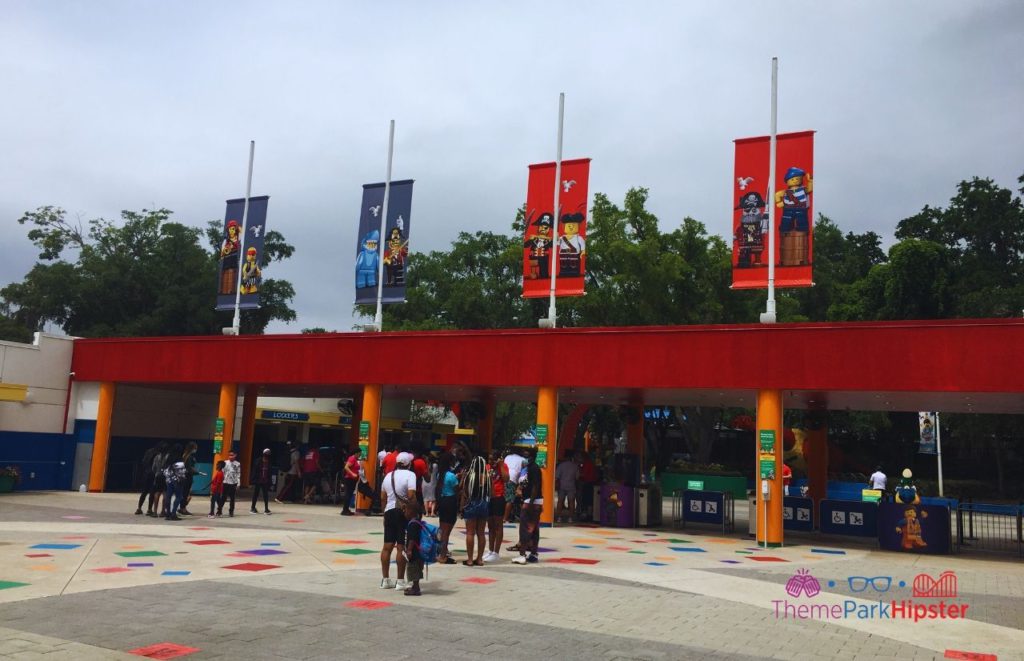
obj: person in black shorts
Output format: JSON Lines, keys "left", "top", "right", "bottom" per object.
{"left": 380, "top": 453, "right": 417, "bottom": 590}
{"left": 435, "top": 454, "right": 459, "bottom": 565}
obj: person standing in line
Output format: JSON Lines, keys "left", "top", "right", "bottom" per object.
{"left": 275, "top": 441, "right": 302, "bottom": 504}
{"left": 379, "top": 452, "right": 417, "bottom": 590}
{"left": 208, "top": 460, "right": 225, "bottom": 518}
{"left": 158, "top": 443, "right": 182, "bottom": 517}
{"left": 503, "top": 447, "right": 526, "bottom": 524}
{"left": 402, "top": 500, "right": 425, "bottom": 597}
{"left": 512, "top": 448, "right": 542, "bottom": 565}
{"left": 180, "top": 441, "right": 206, "bottom": 516}
{"left": 555, "top": 450, "right": 579, "bottom": 523}
{"left": 422, "top": 454, "right": 438, "bottom": 518}
{"left": 221, "top": 451, "right": 241, "bottom": 517}
{"left": 301, "top": 444, "right": 322, "bottom": 505}
{"left": 435, "top": 454, "right": 459, "bottom": 565}
{"left": 460, "top": 456, "right": 491, "bottom": 567}
{"left": 135, "top": 443, "right": 161, "bottom": 515}
{"left": 250, "top": 448, "right": 273, "bottom": 515}
{"left": 411, "top": 444, "right": 430, "bottom": 508}
{"left": 484, "top": 448, "right": 509, "bottom": 562}
{"left": 141, "top": 442, "right": 168, "bottom": 517}
{"left": 164, "top": 460, "right": 188, "bottom": 521}
{"left": 868, "top": 465, "right": 888, "bottom": 502}
{"left": 341, "top": 449, "right": 360, "bottom": 516}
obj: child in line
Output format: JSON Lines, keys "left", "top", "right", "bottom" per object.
{"left": 402, "top": 500, "right": 424, "bottom": 596}
{"left": 208, "top": 460, "right": 225, "bottom": 518}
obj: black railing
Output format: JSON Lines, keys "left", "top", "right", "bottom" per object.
{"left": 955, "top": 498, "right": 1023, "bottom": 557}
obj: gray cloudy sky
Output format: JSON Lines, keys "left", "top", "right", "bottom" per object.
{"left": 2, "top": 1, "right": 1022, "bottom": 334}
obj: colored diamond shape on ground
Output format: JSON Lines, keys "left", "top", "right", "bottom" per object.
{"left": 186, "top": 527, "right": 212, "bottom": 531}
{"left": 116, "top": 551, "right": 167, "bottom": 558}
{"left": 31, "top": 544, "right": 81, "bottom": 550}
{"left": 571, "top": 538, "right": 606, "bottom": 544}
{"left": 460, "top": 577, "right": 497, "bottom": 584}
{"left": 127, "top": 562, "right": 154, "bottom": 567}
{"left": 222, "top": 562, "right": 281, "bottom": 572}
{"left": 0, "top": 581, "right": 30, "bottom": 590}
{"left": 654, "top": 556, "right": 676, "bottom": 561}
{"left": 551, "top": 557, "right": 600, "bottom": 565}
{"left": 225, "top": 552, "right": 251, "bottom": 558}
{"left": 811, "top": 548, "right": 847, "bottom": 555}
{"left": 283, "top": 519, "right": 304, "bottom": 523}
{"left": 334, "top": 548, "right": 376, "bottom": 555}
{"left": 720, "top": 560, "right": 742, "bottom": 564}
{"left": 368, "top": 532, "right": 383, "bottom": 535}
{"left": 573, "top": 545, "right": 593, "bottom": 549}
{"left": 536, "top": 547, "right": 557, "bottom": 553}
{"left": 162, "top": 571, "right": 191, "bottom": 576}
{"left": 628, "top": 550, "right": 647, "bottom": 554}
{"left": 607, "top": 546, "right": 632, "bottom": 551}
{"left": 25, "top": 553, "right": 52, "bottom": 558}
{"left": 28, "top": 565, "right": 56, "bottom": 571}
{"left": 260, "top": 542, "right": 281, "bottom": 546}
{"left": 645, "top": 562, "right": 668, "bottom": 567}
{"left": 239, "top": 549, "right": 288, "bottom": 556}
{"left": 94, "top": 567, "right": 132, "bottom": 573}
{"left": 128, "top": 642, "right": 201, "bottom": 659}
{"left": 185, "top": 539, "right": 230, "bottom": 545}
{"left": 943, "top": 651, "right": 997, "bottom": 661}
{"left": 344, "top": 599, "right": 392, "bottom": 610}
{"left": 735, "top": 550, "right": 753, "bottom": 554}
{"left": 748, "top": 556, "right": 788, "bottom": 562}
{"left": 665, "top": 538, "right": 692, "bottom": 543}
{"left": 669, "top": 547, "right": 706, "bottom": 553}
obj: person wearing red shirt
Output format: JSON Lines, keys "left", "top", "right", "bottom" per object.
{"left": 782, "top": 463, "right": 793, "bottom": 496}
{"left": 484, "top": 448, "right": 509, "bottom": 562}
{"left": 208, "top": 460, "right": 225, "bottom": 518}
{"left": 301, "top": 445, "right": 322, "bottom": 504}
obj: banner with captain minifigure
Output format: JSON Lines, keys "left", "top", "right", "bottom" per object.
{"left": 522, "top": 158, "right": 591, "bottom": 298}
{"left": 731, "top": 131, "right": 814, "bottom": 289}
{"left": 215, "top": 195, "right": 270, "bottom": 311}
{"left": 355, "top": 180, "right": 414, "bottom": 305}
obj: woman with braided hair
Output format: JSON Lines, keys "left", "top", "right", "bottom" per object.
{"left": 459, "top": 455, "right": 492, "bottom": 566}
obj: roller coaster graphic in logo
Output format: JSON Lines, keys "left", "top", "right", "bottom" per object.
{"left": 912, "top": 571, "right": 957, "bottom": 598}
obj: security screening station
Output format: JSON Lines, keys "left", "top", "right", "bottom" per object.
{"left": 66, "top": 317, "right": 1024, "bottom": 544}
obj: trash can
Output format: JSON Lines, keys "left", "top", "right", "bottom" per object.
{"left": 749, "top": 496, "right": 757, "bottom": 536}
{"left": 637, "top": 484, "right": 663, "bottom": 527}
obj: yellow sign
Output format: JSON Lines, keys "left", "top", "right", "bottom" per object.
{"left": 0, "top": 383, "right": 28, "bottom": 402}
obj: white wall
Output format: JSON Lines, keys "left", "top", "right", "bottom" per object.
{"left": 0, "top": 333, "right": 73, "bottom": 433}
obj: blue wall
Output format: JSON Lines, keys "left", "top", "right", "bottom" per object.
{"left": 0, "top": 431, "right": 76, "bottom": 491}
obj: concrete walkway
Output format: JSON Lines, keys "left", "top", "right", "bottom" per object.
{"left": 0, "top": 491, "right": 1020, "bottom": 660}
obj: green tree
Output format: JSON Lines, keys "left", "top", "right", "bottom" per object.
{"left": 1, "top": 206, "right": 296, "bottom": 337}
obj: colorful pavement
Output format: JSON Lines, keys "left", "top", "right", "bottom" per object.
{"left": 1, "top": 491, "right": 1022, "bottom": 660}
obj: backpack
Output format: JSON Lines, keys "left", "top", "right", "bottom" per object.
{"left": 413, "top": 519, "right": 440, "bottom": 565}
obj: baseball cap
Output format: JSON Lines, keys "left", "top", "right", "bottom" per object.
{"left": 263, "top": 448, "right": 271, "bottom": 455}
{"left": 397, "top": 452, "right": 414, "bottom": 466}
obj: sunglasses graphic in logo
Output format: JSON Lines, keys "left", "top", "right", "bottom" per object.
{"left": 912, "top": 571, "right": 957, "bottom": 598}
{"left": 785, "top": 569, "right": 821, "bottom": 598}
{"left": 847, "top": 576, "right": 892, "bottom": 593}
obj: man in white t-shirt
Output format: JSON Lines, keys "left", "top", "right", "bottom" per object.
{"left": 379, "top": 452, "right": 417, "bottom": 590}
{"left": 503, "top": 449, "right": 526, "bottom": 523}
{"left": 868, "top": 466, "right": 888, "bottom": 500}
{"left": 221, "top": 451, "right": 241, "bottom": 517}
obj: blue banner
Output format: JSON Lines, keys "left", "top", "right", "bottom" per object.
{"left": 918, "top": 412, "right": 937, "bottom": 454}
{"left": 355, "top": 180, "right": 414, "bottom": 305}
{"left": 215, "top": 196, "right": 270, "bottom": 311}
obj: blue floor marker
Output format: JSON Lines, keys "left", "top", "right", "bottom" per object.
{"left": 162, "top": 570, "right": 191, "bottom": 576}
{"left": 811, "top": 548, "right": 846, "bottom": 555}
{"left": 669, "top": 547, "right": 706, "bottom": 553}
{"left": 260, "top": 542, "right": 281, "bottom": 547}
{"left": 573, "top": 545, "right": 593, "bottom": 549}
{"left": 30, "top": 544, "right": 81, "bottom": 550}
{"left": 645, "top": 562, "right": 668, "bottom": 566}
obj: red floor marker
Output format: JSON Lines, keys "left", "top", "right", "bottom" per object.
{"left": 344, "top": 599, "right": 393, "bottom": 610}
{"left": 283, "top": 519, "right": 304, "bottom": 523}
{"left": 460, "top": 577, "right": 497, "bottom": 584}
{"left": 606, "top": 546, "right": 632, "bottom": 551}
{"left": 222, "top": 562, "right": 281, "bottom": 572}
{"left": 185, "top": 539, "right": 231, "bottom": 545}
{"left": 186, "top": 527, "right": 212, "bottom": 531}
{"left": 25, "top": 553, "right": 53, "bottom": 558}
{"left": 747, "top": 556, "right": 788, "bottom": 562}
{"left": 128, "top": 642, "right": 201, "bottom": 659}
{"left": 551, "top": 557, "right": 600, "bottom": 565}
{"left": 944, "top": 651, "right": 997, "bottom": 661}
{"left": 93, "top": 567, "right": 132, "bottom": 573}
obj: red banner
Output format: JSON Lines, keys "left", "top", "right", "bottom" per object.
{"left": 732, "top": 131, "right": 814, "bottom": 289}
{"left": 523, "top": 158, "right": 591, "bottom": 298}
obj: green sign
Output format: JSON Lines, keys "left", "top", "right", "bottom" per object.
{"left": 213, "top": 439, "right": 222, "bottom": 454}
{"left": 215, "top": 418, "right": 225, "bottom": 434}
{"left": 359, "top": 420, "right": 370, "bottom": 440}
{"left": 535, "top": 424, "right": 549, "bottom": 443}
{"left": 759, "top": 458, "right": 776, "bottom": 480}
{"left": 687, "top": 480, "right": 705, "bottom": 490}
{"left": 862, "top": 489, "right": 882, "bottom": 503}
{"left": 536, "top": 449, "right": 547, "bottom": 468}
{"left": 759, "top": 429, "right": 776, "bottom": 453}
{"left": 358, "top": 440, "right": 369, "bottom": 461}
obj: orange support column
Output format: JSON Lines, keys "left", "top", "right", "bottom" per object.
{"left": 356, "top": 384, "right": 383, "bottom": 511}
{"left": 627, "top": 405, "right": 645, "bottom": 468}
{"left": 238, "top": 386, "right": 258, "bottom": 486}
{"left": 536, "top": 386, "right": 558, "bottom": 525}
{"left": 214, "top": 383, "right": 238, "bottom": 470}
{"left": 478, "top": 396, "right": 496, "bottom": 455}
{"left": 755, "top": 389, "right": 785, "bottom": 546}
{"left": 88, "top": 382, "right": 115, "bottom": 492}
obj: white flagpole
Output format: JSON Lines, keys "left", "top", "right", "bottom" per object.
{"left": 544, "top": 92, "right": 565, "bottom": 328}
{"left": 935, "top": 412, "right": 944, "bottom": 497}
{"left": 373, "top": 120, "right": 395, "bottom": 332}
{"left": 228, "top": 140, "right": 255, "bottom": 335}
{"left": 760, "top": 58, "right": 778, "bottom": 325}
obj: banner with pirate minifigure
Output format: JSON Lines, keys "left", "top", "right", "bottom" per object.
{"left": 355, "top": 180, "right": 414, "bottom": 305}
{"left": 522, "top": 158, "right": 591, "bottom": 298}
{"left": 731, "top": 130, "right": 815, "bottom": 289}
{"left": 215, "top": 195, "right": 270, "bottom": 311}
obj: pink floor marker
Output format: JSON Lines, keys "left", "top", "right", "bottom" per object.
{"left": 128, "top": 642, "right": 201, "bottom": 659}
{"left": 460, "top": 577, "right": 497, "bottom": 584}
{"left": 25, "top": 553, "right": 53, "bottom": 558}
{"left": 550, "top": 557, "right": 600, "bottom": 565}
{"left": 187, "top": 527, "right": 212, "bottom": 531}
{"left": 344, "top": 599, "right": 393, "bottom": 610}
{"left": 606, "top": 546, "right": 632, "bottom": 551}
{"left": 747, "top": 556, "right": 789, "bottom": 562}
{"left": 283, "top": 519, "right": 304, "bottom": 523}
{"left": 93, "top": 567, "right": 132, "bottom": 574}
{"left": 222, "top": 562, "right": 281, "bottom": 572}
{"left": 185, "top": 539, "right": 231, "bottom": 545}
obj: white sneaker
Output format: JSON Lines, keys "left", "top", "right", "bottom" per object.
{"left": 380, "top": 577, "right": 396, "bottom": 589}
{"left": 394, "top": 579, "right": 409, "bottom": 590}
{"left": 483, "top": 551, "right": 499, "bottom": 562}
{"left": 511, "top": 555, "right": 528, "bottom": 565}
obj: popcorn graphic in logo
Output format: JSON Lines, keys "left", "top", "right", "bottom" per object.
{"left": 785, "top": 568, "right": 821, "bottom": 598}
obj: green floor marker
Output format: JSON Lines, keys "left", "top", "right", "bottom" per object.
{"left": 0, "top": 581, "right": 29, "bottom": 590}
{"left": 666, "top": 539, "right": 692, "bottom": 543}
{"left": 115, "top": 551, "right": 167, "bottom": 558}
{"left": 334, "top": 548, "right": 376, "bottom": 555}
{"left": 735, "top": 550, "right": 753, "bottom": 554}
{"left": 628, "top": 550, "right": 646, "bottom": 554}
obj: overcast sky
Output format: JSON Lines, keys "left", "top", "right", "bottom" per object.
{"left": 2, "top": 1, "right": 1022, "bottom": 334}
